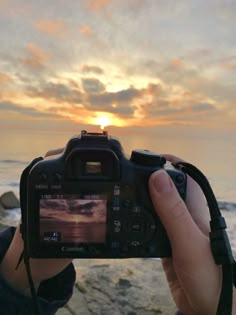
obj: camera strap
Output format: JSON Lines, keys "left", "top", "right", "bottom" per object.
{"left": 173, "top": 162, "right": 236, "bottom": 315}
{"left": 18, "top": 157, "right": 43, "bottom": 315}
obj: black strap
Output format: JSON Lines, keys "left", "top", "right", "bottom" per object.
{"left": 217, "top": 264, "right": 233, "bottom": 315}
{"left": 20, "top": 157, "right": 43, "bottom": 241}
{"left": 19, "top": 157, "right": 43, "bottom": 315}
{"left": 174, "top": 162, "right": 236, "bottom": 315}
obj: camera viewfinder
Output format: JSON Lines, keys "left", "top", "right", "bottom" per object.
{"left": 85, "top": 161, "right": 102, "bottom": 175}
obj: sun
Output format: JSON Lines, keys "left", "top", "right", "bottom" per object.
{"left": 95, "top": 115, "right": 111, "bottom": 130}
{"left": 92, "top": 112, "right": 125, "bottom": 129}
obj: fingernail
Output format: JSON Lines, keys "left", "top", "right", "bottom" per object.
{"left": 152, "top": 170, "right": 172, "bottom": 193}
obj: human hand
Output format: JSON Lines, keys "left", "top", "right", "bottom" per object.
{"left": 0, "top": 147, "right": 72, "bottom": 295}
{"left": 148, "top": 154, "right": 222, "bottom": 315}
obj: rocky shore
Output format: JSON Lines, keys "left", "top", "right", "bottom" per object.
{"left": 0, "top": 191, "right": 236, "bottom": 314}
{"left": 58, "top": 259, "right": 176, "bottom": 315}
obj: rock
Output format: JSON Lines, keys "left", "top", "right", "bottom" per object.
{"left": 61, "top": 259, "right": 176, "bottom": 315}
{"left": 0, "top": 191, "right": 20, "bottom": 209}
{"left": 0, "top": 202, "right": 4, "bottom": 211}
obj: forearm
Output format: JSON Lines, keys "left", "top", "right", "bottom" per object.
{"left": 0, "top": 225, "right": 72, "bottom": 295}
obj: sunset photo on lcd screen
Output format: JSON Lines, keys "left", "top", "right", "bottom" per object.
{"left": 40, "top": 195, "right": 107, "bottom": 243}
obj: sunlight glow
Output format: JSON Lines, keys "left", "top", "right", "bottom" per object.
{"left": 95, "top": 115, "right": 111, "bottom": 130}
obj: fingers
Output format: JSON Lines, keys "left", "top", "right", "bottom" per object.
{"left": 162, "top": 153, "right": 210, "bottom": 236}
{"left": 149, "top": 170, "right": 207, "bottom": 258}
{"left": 44, "top": 148, "right": 64, "bottom": 158}
{"left": 160, "top": 153, "right": 185, "bottom": 164}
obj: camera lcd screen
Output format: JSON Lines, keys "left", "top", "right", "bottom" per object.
{"left": 39, "top": 194, "right": 107, "bottom": 243}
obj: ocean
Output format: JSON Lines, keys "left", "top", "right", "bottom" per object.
{"left": 0, "top": 126, "right": 236, "bottom": 226}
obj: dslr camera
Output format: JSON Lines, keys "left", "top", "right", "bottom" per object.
{"left": 26, "top": 130, "right": 186, "bottom": 258}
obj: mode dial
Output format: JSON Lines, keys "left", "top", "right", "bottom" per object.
{"left": 130, "top": 150, "right": 166, "bottom": 167}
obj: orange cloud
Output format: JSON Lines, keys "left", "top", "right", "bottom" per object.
{"left": 0, "top": 72, "right": 12, "bottom": 84}
{"left": 81, "top": 64, "right": 104, "bottom": 74}
{"left": 171, "top": 59, "right": 184, "bottom": 67}
{"left": 20, "top": 43, "right": 50, "bottom": 68}
{"left": 224, "top": 62, "right": 236, "bottom": 70}
{"left": 86, "top": 0, "right": 112, "bottom": 11}
{"left": 0, "top": 0, "right": 31, "bottom": 16}
{"left": 35, "top": 19, "right": 67, "bottom": 38}
{"left": 80, "top": 25, "right": 95, "bottom": 36}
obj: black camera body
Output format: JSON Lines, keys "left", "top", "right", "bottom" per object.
{"left": 26, "top": 130, "right": 186, "bottom": 258}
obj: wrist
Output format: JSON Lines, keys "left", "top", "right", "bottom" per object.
{"left": 0, "top": 225, "right": 72, "bottom": 295}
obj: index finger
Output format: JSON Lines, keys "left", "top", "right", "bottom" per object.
{"left": 162, "top": 153, "right": 210, "bottom": 236}
{"left": 44, "top": 148, "right": 64, "bottom": 158}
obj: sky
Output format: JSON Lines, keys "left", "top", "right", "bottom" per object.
{"left": 0, "top": 0, "right": 236, "bottom": 133}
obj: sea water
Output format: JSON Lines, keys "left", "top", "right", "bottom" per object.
{"left": 0, "top": 127, "right": 235, "bottom": 226}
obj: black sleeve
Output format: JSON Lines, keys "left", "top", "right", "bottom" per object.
{"left": 0, "top": 227, "right": 76, "bottom": 315}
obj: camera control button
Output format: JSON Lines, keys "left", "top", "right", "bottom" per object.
{"left": 131, "top": 205, "right": 142, "bottom": 214}
{"left": 175, "top": 174, "right": 185, "bottom": 185}
{"left": 123, "top": 199, "right": 132, "bottom": 209}
{"left": 39, "top": 173, "right": 48, "bottom": 182}
{"left": 112, "top": 220, "right": 121, "bottom": 233}
{"left": 113, "top": 197, "right": 120, "bottom": 207}
{"left": 128, "top": 240, "right": 142, "bottom": 247}
{"left": 146, "top": 222, "right": 156, "bottom": 236}
{"left": 130, "top": 222, "right": 143, "bottom": 232}
{"left": 53, "top": 173, "right": 62, "bottom": 183}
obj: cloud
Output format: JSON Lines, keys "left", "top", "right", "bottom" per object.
{"left": 0, "top": 101, "right": 59, "bottom": 118}
{"left": 80, "top": 25, "right": 95, "bottom": 36}
{"left": 82, "top": 78, "right": 106, "bottom": 93}
{"left": 19, "top": 43, "right": 50, "bottom": 69}
{"left": 224, "top": 61, "right": 236, "bottom": 71}
{"left": 81, "top": 64, "right": 104, "bottom": 75}
{"left": 0, "top": 72, "right": 12, "bottom": 84}
{"left": 24, "top": 77, "right": 138, "bottom": 117}
{"left": 87, "top": 86, "right": 140, "bottom": 106}
{"left": 124, "top": 57, "right": 236, "bottom": 103}
{"left": 35, "top": 19, "right": 67, "bottom": 38}
{"left": 5, "top": 67, "right": 225, "bottom": 127}
{"left": 139, "top": 97, "right": 220, "bottom": 126}
{"left": 171, "top": 59, "right": 184, "bottom": 67}
{"left": 85, "top": 0, "right": 112, "bottom": 11}
{"left": 214, "top": 1, "right": 236, "bottom": 23}
{"left": 27, "top": 82, "right": 83, "bottom": 104}
{"left": 84, "top": 86, "right": 141, "bottom": 117}
{"left": 22, "top": 78, "right": 139, "bottom": 118}
{"left": 192, "top": 103, "right": 215, "bottom": 112}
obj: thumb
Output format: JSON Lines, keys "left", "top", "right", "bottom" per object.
{"left": 149, "top": 169, "right": 205, "bottom": 255}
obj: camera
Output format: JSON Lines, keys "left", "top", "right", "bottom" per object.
{"left": 26, "top": 130, "right": 186, "bottom": 258}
